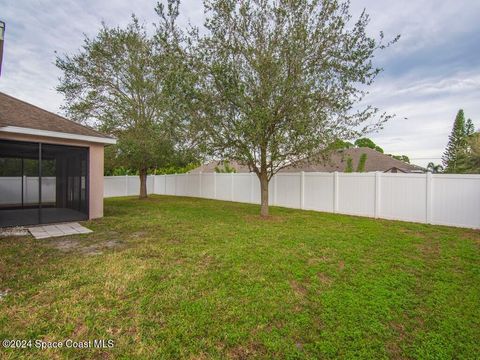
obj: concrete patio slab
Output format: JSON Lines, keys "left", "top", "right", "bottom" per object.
{"left": 28, "top": 223, "right": 93, "bottom": 239}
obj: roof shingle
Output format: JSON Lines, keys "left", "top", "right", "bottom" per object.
{"left": 0, "top": 91, "right": 113, "bottom": 139}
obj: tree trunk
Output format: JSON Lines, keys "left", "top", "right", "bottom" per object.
{"left": 259, "top": 170, "right": 269, "bottom": 217}
{"left": 139, "top": 168, "right": 148, "bottom": 199}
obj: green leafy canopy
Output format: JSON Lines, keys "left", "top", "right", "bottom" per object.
{"left": 56, "top": 3, "right": 199, "bottom": 196}
{"left": 187, "top": 0, "right": 399, "bottom": 215}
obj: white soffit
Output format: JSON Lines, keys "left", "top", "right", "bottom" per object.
{"left": 0, "top": 126, "right": 117, "bottom": 145}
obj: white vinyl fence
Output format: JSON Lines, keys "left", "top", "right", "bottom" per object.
{"left": 103, "top": 172, "right": 480, "bottom": 229}
{"left": 0, "top": 176, "right": 56, "bottom": 205}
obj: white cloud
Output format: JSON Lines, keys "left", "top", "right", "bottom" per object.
{"left": 0, "top": 0, "right": 479, "bottom": 168}
{"left": 366, "top": 71, "right": 480, "bottom": 166}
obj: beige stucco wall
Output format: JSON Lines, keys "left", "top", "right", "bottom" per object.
{"left": 88, "top": 143, "right": 104, "bottom": 219}
{"left": 0, "top": 132, "right": 106, "bottom": 220}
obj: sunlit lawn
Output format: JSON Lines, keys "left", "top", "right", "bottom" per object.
{"left": 1, "top": 195, "right": 479, "bottom": 359}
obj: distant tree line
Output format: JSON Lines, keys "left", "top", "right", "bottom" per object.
{"left": 104, "top": 163, "right": 200, "bottom": 176}
{"left": 0, "top": 158, "right": 55, "bottom": 177}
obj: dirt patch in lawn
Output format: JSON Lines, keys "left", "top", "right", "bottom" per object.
{"left": 227, "top": 342, "right": 266, "bottom": 359}
{"left": 47, "top": 238, "right": 123, "bottom": 255}
{"left": 243, "top": 214, "right": 286, "bottom": 223}
{"left": 416, "top": 239, "right": 440, "bottom": 257}
{"left": 307, "top": 256, "right": 330, "bottom": 265}
{"left": 130, "top": 231, "right": 149, "bottom": 239}
{"left": 386, "top": 321, "right": 407, "bottom": 359}
{"left": 307, "top": 248, "right": 336, "bottom": 265}
{"left": 81, "top": 240, "right": 122, "bottom": 255}
{"left": 317, "top": 272, "right": 332, "bottom": 285}
{"left": 0, "top": 227, "right": 29, "bottom": 237}
{"left": 290, "top": 280, "right": 308, "bottom": 297}
{"left": 168, "top": 236, "right": 184, "bottom": 244}
{"left": 399, "top": 228, "right": 445, "bottom": 242}
{"left": 460, "top": 231, "right": 480, "bottom": 247}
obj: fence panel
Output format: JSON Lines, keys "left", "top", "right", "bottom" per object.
{"left": 154, "top": 175, "right": 166, "bottom": 195}
{"left": 215, "top": 173, "right": 233, "bottom": 201}
{"left": 232, "top": 174, "right": 253, "bottom": 203}
{"left": 0, "top": 177, "right": 57, "bottom": 204}
{"left": 337, "top": 173, "right": 376, "bottom": 217}
{"left": 379, "top": 174, "right": 427, "bottom": 223}
{"left": 251, "top": 175, "right": 261, "bottom": 204}
{"left": 102, "top": 172, "right": 480, "bottom": 229}
{"left": 174, "top": 174, "right": 187, "bottom": 196}
{"left": 104, "top": 176, "right": 125, "bottom": 197}
{"left": 146, "top": 176, "right": 154, "bottom": 195}
{"left": 275, "top": 174, "right": 301, "bottom": 208}
{"left": 431, "top": 175, "right": 480, "bottom": 228}
{"left": 24, "top": 177, "right": 41, "bottom": 204}
{"left": 0, "top": 177, "right": 22, "bottom": 205}
{"left": 187, "top": 174, "right": 201, "bottom": 197}
{"left": 200, "top": 173, "right": 215, "bottom": 199}
{"left": 165, "top": 175, "right": 176, "bottom": 195}
{"left": 125, "top": 176, "right": 139, "bottom": 196}
{"left": 40, "top": 177, "right": 56, "bottom": 203}
{"left": 303, "top": 173, "right": 335, "bottom": 212}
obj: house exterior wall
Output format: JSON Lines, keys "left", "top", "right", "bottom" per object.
{"left": 88, "top": 143, "right": 104, "bottom": 219}
{"left": 0, "top": 132, "right": 106, "bottom": 219}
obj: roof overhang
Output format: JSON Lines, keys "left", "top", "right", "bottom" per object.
{"left": 0, "top": 126, "right": 117, "bottom": 145}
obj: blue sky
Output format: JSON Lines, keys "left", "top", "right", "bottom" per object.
{"left": 1, "top": 0, "right": 479, "bottom": 167}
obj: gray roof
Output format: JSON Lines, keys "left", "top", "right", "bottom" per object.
{"left": 189, "top": 160, "right": 251, "bottom": 174}
{"left": 0, "top": 91, "right": 113, "bottom": 140}
{"left": 190, "top": 148, "right": 425, "bottom": 173}
{"left": 281, "top": 147, "right": 425, "bottom": 173}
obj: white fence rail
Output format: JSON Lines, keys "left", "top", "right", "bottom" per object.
{"left": 103, "top": 172, "right": 480, "bottom": 229}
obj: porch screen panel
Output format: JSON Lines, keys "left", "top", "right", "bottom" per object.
{"left": 0, "top": 140, "right": 40, "bottom": 227}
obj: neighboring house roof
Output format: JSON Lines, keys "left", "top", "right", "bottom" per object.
{"left": 281, "top": 147, "right": 425, "bottom": 173}
{"left": 0, "top": 91, "right": 116, "bottom": 144}
{"left": 189, "top": 160, "right": 251, "bottom": 174}
{"left": 190, "top": 147, "right": 425, "bottom": 173}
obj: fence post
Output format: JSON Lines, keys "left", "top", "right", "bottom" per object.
{"left": 213, "top": 172, "right": 217, "bottom": 199}
{"left": 426, "top": 172, "right": 432, "bottom": 224}
{"left": 333, "top": 172, "right": 339, "bottom": 213}
{"left": 152, "top": 174, "right": 155, "bottom": 195}
{"left": 300, "top": 171, "right": 305, "bottom": 209}
{"left": 375, "top": 171, "right": 381, "bottom": 218}
{"left": 273, "top": 174, "right": 277, "bottom": 205}
{"left": 23, "top": 175, "right": 27, "bottom": 204}
{"left": 125, "top": 174, "right": 128, "bottom": 196}
{"left": 199, "top": 172, "right": 202, "bottom": 198}
{"left": 164, "top": 175, "right": 167, "bottom": 195}
{"left": 174, "top": 173, "right": 177, "bottom": 196}
{"left": 250, "top": 172, "right": 254, "bottom": 203}
{"left": 230, "top": 172, "right": 234, "bottom": 201}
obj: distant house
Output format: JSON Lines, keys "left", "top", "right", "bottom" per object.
{"left": 189, "top": 147, "right": 425, "bottom": 174}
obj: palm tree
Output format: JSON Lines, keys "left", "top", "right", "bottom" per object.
{"left": 427, "top": 162, "right": 444, "bottom": 173}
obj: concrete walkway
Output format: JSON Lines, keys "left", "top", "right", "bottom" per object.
{"left": 28, "top": 223, "right": 92, "bottom": 239}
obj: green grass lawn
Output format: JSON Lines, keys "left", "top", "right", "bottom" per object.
{"left": 0, "top": 196, "right": 479, "bottom": 359}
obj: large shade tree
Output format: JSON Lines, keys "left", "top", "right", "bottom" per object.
{"left": 56, "top": 4, "right": 194, "bottom": 198}
{"left": 190, "top": 0, "right": 398, "bottom": 216}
